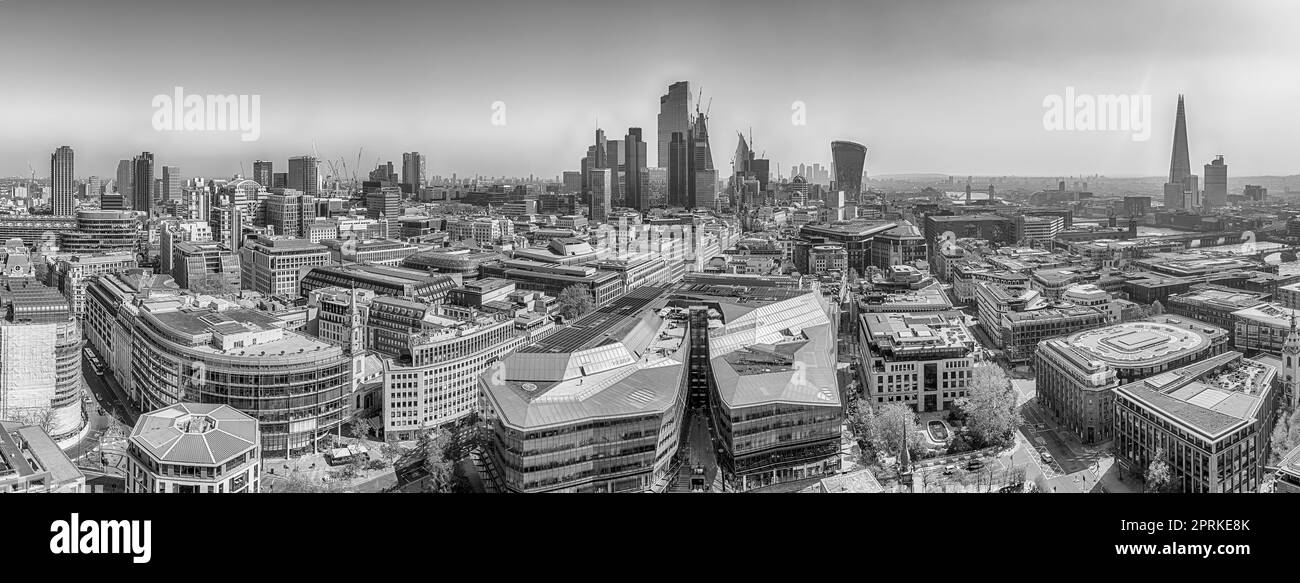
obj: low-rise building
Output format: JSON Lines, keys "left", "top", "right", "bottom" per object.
{"left": 1035, "top": 315, "right": 1230, "bottom": 444}
{"left": 0, "top": 420, "right": 85, "bottom": 493}
{"left": 126, "top": 403, "right": 260, "bottom": 493}
{"left": 859, "top": 311, "right": 979, "bottom": 412}
{"left": 1114, "top": 352, "right": 1276, "bottom": 493}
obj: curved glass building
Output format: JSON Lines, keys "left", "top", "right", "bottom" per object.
{"left": 831, "top": 140, "right": 868, "bottom": 200}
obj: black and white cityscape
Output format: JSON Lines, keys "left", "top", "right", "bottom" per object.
{"left": 4, "top": 0, "right": 1300, "bottom": 506}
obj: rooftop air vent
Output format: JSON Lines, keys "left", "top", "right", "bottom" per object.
{"left": 521, "top": 383, "right": 538, "bottom": 392}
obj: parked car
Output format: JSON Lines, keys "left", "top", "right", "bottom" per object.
{"left": 966, "top": 459, "right": 984, "bottom": 471}
{"left": 942, "top": 465, "right": 956, "bottom": 475}
{"left": 1040, "top": 452, "right": 1053, "bottom": 464}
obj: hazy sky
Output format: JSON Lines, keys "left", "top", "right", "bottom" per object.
{"left": 2, "top": 0, "right": 1298, "bottom": 180}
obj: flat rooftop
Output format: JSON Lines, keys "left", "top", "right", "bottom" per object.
{"left": 1117, "top": 352, "right": 1275, "bottom": 440}
{"left": 861, "top": 311, "right": 977, "bottom": 354}
{"left": 1064, "top": 317, "right": 1222, "bottom": 369}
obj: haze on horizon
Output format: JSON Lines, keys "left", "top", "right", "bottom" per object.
{"left": 1, "top": 0, "right": 1297, "bottom": 181}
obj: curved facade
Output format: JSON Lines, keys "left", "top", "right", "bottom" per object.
{"left": 61, "top": 210, "right": 140, "bottom": 255}
{"left": 130, "top": 307, "right": 350, "bottom": 458}
{"left": 830, "top": 140, "right": 867, "bottom": 200}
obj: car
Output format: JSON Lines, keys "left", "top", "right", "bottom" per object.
{"left": 1040, "top": 452, "right": 1053, "bottom": 464}
{"left": 966, "top": 459, "right": 984, "bottom": 471}
{"left": 942, "top": 465, "right": 955, "bottom": 475}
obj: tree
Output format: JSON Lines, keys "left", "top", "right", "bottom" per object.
{"left": 861, "top": 403, "right": 923, "bottom": 460}
{"left": 418, "top": 428, "right": 458, "bottom": 493}
{"left": 556, "top": 285, "right": 595, "bottom": 321}
{"left": 1148, "top": 300, "right": 1164, "bottom": 316}
{"left": 349, "top": 418, "right": 369, "bottom": 443}
{"left": 1145, "top": 446, "right": 1174, "bottom": 493}
{"left": 959, "top": 363, "right": 1021, "bottom": 449}
{"left": 380, "top": 443, "right": 406, "bottom": 464}
{"left": 1269, "top": 405, "right": 1300, "bottom": 464}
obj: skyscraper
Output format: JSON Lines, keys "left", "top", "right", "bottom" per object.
{"left": 657, "top": 81, "right": 691, "bottom": 168}
{"left": 84, "top": 176, "right": 101, "bottom": 200}
{"left": 115, "top": 159, "right": 132, "bottom": 196}
{"left": 288, "top": 156, "right": 319, "bottom": 197}
{"left": 1204, "top": 155, "right": 1227, "bottom": 209}
{"left": 588, "top": 168, "right": 612, "bottom": 223}
{"left": 50, "top": 146, "right": 75, "bottom": 216}
{"left": 162, "top": 166, "right": 182, "bottom": 203}
{"left": 401, "top": 152, "right": 426, "bottom": 194}
{"left": 595, "top": 128, "right": 608, "bottom": 169}
{"left": 668, "top": 131, "right": 688, "bottom": 207}
{"left": 132, "top": 152, "right": 155, "bottom": 212}
{"left": 831, "top": 140, "right": 867, "bottom": 201}
{"left": 1169, "top": 95, "right": 1191, "bottom": 186}
{"left": 687, "top": 111, "right": 714, "bottom": 209}
{"left": 253, "top": 160, "right": 273, "bottom": 187}
{"left": 624, "top": 128, "right": 647, "bottom": 211}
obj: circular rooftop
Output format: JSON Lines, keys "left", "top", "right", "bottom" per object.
{"left": 1067, "top": 322, "right": 1211, "bottom": 368}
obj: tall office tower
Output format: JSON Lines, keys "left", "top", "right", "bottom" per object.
{"left": 668, "top": 131, "right": 689, "bottom": 207}
{"left": 1204, "top": 156, "right": 1227, "bottom": 208}
{"left": 253, "top": 160, "right": 273, "bottom": 187}
{"left": 588, "top": 168, "right": 613, "bottom": 223}
{"left": 1169, "top": 95, "right": 1191, "bottom": 186}
{"left": 227, "top": 202, "right": 244, "bottom": 250}
{"left": 606, "top": 138, "right": 625, "bottom": 204}
{"left": 657, "top": 81, "right": 691, "bottom": 168}
{"left": 50, "top": 146, "right": 75, "bottom": 216}
{"left": 580, "top": 148, "right": 594, "bottom": 192}
{"left": 272, "top": 172, "right": 287, "bottom": 188}
{"left": 115, "top": 160, "right": 133, "bottom": 196}
{"left": 162, "top": 166, "right": 182, "bottom": 203}
{"left": 369, "top": 161, "right": 398, "bottom": 184}
{"left": 624, "top": 128, "right": 647, "bottom": 211}
{"left": 595, "top": 128, "right": 608, "bottom": 169}
{"left": 751, "top": 158, "right": 770, "bottom": 193}
{"left": 687, "top": 111, "right": 714, "bottom": 209}
{"left": 131, "top": 152, "right": 155, "bottom": 212}
{"left": 1183, "top": 175, "right": 1201, "bottom": 210}
{"left": 831, "top": 140, "right": 868, "bottom": 202}
{"left": 84, "top": 176, "right": 101, "bottom": 200}
{"left": 287, "top": 156, "right": 319, "bottom": 197}
{"left": 401, "top": 152, "right": 426, "bottom": 194}
{"left": 733, "top": 132, "right": 753, "bottom": 182}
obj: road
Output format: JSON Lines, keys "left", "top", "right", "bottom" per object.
{"left": 65, "top": 357, "right": 135, "bottom": 468}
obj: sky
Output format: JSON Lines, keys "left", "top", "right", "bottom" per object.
{"left": 1, "top": 0, "right": 1298, "bottom": 181}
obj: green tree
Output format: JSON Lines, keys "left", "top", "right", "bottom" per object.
{"left": 1269, "top": 405, "right": 1300, "bottom": 464}
{"left": 380, "top": 443, "right": 406, "bottom": 464}
{"left": 1145, "top": 446, "right": 1174, "bottom": 493}
{"left": 556, "top": 285, "right": 595, "bottom": 321}
{"left": 959, "top": 363, "right": 1021, "bottom": 449}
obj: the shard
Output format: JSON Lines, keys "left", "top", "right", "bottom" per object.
{"left": 1168, "top": 95, "right": 1191, "bottom": 185}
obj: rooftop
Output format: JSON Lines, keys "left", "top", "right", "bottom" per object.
{"left": 1063, "top": 316, "right": 1223, "bottom": 368}
{"left": 1116, "top": 352, "right": 1275, "bottom": 440}
{"left": 130, "top": 403, "right": 259, "bottom": 465}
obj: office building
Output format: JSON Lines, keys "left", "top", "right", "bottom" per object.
{"left": 657, "top": 81, "right": 691, "bottom": 168}
{"left": 1035, "top": 315, "right": 1230, "bottom": 444}
{"left": 401, "top": 152, "right": 425, "bottom": 194}
{"left": 253, "top": 160, "right": 273, "bottom": 187}
{"left": 60, "top": 210, "right": 140, "bottom": 255}
{"left": 1204, "top": 155, "right": 1227, "bottom": 209}
{"left": 49, "top": 252, "right": 139, "bottom": 318}
{"left": 50, "top": 146, "right": 75, "bottom": 216}
{"left": 115, "top": 159, "right": 133, "bottom": 199}
{"left": 265, "top": 188, "right": 317, "bottom": 238}
{"left": 299, "top": 263, "right": 456, "bottom": 301}
{"left": 132, "top": 152, "right": 155, "bottom": 212}
{"left": 624, "top": 128, "right": 647, "bottom": 211}
{"left": 125, "top": 403, "right": 261, "bottom": 493}
{"left": 238, "top": 236, "right": 330, "bottom": 298}
{"left": 668, "top": 131, "right": 688, "bottom": 207}
{"left": 162, "top": 166, "right": 182, "bottom": 203}
{"left": 800, "top": 220, "right": 899, "bottom": 273}
{"left": 831, "top": 140, "right": 867, "bottom": 201}
{"left": 481, "top": 281, "right": 841, "bottom": 493}
{"left": 0, "top": 281, "right": 83, "bottom": 443}
{"left": 383, "top": 309, "right": 541, "bottom": 440}
{"left": 859, "top": 311, "right": 979, "bottom": 412}
{"left": 171, "top": 241, "right": 240, "bottom": 293}
{"left": 589, "top": 168, "right": 613, "bottom": 223}
{"left": 287, "top": 156, "right": 319, "bottom": 197}
{"left": 0, "top": 420, "right": 85, "bottom": 493}
{"left": 1114, "top": 351, "right": 1276, "bottom": 493}
{"left": 366, "top": 186, "right": 402, "bottom": 219}
{"left": 868, "top": 220, "right": 928, "bottom": 269}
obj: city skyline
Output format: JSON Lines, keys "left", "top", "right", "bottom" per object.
{"left": 1, "top": 0, "right": 1298, "bottom": 179}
